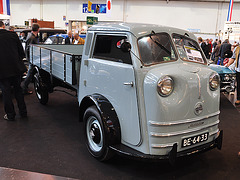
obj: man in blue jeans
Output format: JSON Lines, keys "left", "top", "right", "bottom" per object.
{"left": 0, "top": 21, "right": 27, "bottom": 121}
{"left": 22, "top": 23, "right": 40, "bottom": 94}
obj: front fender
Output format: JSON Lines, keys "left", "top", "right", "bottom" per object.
{"left": 79, "top": 94, "right": 121, "bottom": 145}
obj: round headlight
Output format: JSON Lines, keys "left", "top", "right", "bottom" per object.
{"left": 157, "top": 76, "right": 174, "bottom": 97}
{"left": 224, "top": 74, "right": 230, "bottom": 81}
{"left": 232, "top": 75, "right": 236, "bottom": 80}
{"left": 209, "top": 72, "right": 220, "bottom": 91}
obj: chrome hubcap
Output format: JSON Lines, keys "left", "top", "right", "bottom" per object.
{"left": 86, "top": 116, "right": 103, "bottom": 152}
{"left": 34, "top": 80, "right": 41, "bottom": 99}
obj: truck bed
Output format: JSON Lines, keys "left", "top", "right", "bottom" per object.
{"left": 32, "top": 44, "right": 84, "bottom": 56}
{"left": 30, "top": 44, "right": 83, "bottom": 88}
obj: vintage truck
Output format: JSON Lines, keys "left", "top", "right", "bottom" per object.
{"left": 29, "top": 23, "right": 223, "bottom": 163}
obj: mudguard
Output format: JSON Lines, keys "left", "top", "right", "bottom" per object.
{"left": 33, "top": 66, "right": 53, "bottom": 92}
{"left": 79, "top": 94, "right": 121, "bottom": 145}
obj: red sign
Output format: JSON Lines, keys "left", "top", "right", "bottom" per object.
{"left": 107, "top": 0, "right": 111, "bottom": 10}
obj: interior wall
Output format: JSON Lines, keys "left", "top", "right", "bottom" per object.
{"left": 9, "top": 0, "right": 240, "bottom": 34}
{"left": 10, "top": 0, "right": 41, "bottom": 25}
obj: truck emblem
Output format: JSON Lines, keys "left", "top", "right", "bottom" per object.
{"left": 194, "top": 102, "right": 203, "bottom": 116}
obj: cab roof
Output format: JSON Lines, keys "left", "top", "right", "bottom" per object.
{"left": 88, "top": 22, "right": 196, "bottom": 40}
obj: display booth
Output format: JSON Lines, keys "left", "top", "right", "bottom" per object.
{"left": 224, "top": 21, "right": 240, "bottom": 43}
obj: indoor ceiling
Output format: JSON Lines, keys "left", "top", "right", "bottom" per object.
{"left": 161, "top": 0, "right": 240, "bottom": 2}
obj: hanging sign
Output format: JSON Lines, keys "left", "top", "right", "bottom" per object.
{"left": 106, "top": 0, "right": 112, "bottom": 17}
{"left": 83, "top": 3, "right": 106, "bottom": 14}
{"left": 87, "top": 16, "right": 98, "bottom": 25}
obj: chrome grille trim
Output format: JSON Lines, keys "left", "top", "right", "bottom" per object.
{"left": 196, "top": 73, "right": 201, "bottom": 99}
{"left": 150, "top": 120, "right": 219, "bottom": 137}
{"left": 151, "top": 143, "right": 177, "bottom": 148}
{"left": 151, "top": 129, "right": 220, "bottom": 149}
{"left": 149, "top": 111, "right": 220, "bottom": 126}
{"left": 209, "top": 129, "right": 219, "bottom": 136}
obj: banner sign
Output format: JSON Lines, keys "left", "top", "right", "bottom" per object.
{"left": 224, "top": 21, "right": 240, "bottom": 33}
{"left": 83, "top": 3, "right": 106, "bottom": 14}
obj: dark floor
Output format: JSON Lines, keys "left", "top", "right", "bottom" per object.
{"left": 0, "top": 167, "right": 77, "bottom": 180}
{"left": 0, "top": 87, "right": 239, "bottom": 180}
{"left": 223, "top": 91, "right": 240, "bottom": 112}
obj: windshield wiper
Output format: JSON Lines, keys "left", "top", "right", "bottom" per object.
{"left": 188, "top": 42, "right": 200, "bottom": 51}
{"left": 149, "top": 31, "right": 171, "bottom": 55}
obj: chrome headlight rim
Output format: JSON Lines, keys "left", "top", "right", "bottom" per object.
{"left": 224, "top": 74, "right": 230, "bottom": 81}
{"left": 157, "top": 75, "right": 174, "bottom": 97}
{"left": 209, "top": 72, "right": 220, "bottom": 91}
{"left": 231, "top": 74, "right": 236, "bottom": 81}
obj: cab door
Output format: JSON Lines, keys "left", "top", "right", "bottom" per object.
{"left": 79, "top": 33, "right": 141, "bottom": 146}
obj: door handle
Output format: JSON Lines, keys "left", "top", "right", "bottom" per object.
{"left": 123, "top": 81, "right": 134, "bottom": 87}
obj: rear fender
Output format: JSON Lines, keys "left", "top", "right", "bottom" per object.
{"left": 33, "top": 66, "right": 53, "bottom": 92}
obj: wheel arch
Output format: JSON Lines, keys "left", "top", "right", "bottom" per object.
{"left": 79, "top": 94, "right": 121, "bottom": 145}
{"left": 33, "top": 66, "right": 52, "bottom": 92}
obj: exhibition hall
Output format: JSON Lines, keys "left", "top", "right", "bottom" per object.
{"left": 0, "top": 0, "right": 240, "bottom": 179}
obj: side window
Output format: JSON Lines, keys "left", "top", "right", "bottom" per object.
{"left": 51, "top": 37, "right": 58, "bottom": 44}
{"left": 93, "top": 35, "right": 132, "bottom": 65}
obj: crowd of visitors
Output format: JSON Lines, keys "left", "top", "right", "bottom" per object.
{"left": 0, "top": 22, "right": 85, "bottom": 121}
{"left": 198, "top": 37, "right": 240, "bottom": 106}
{"left": 65, "top": 30, "right": 85, "bottom": 45}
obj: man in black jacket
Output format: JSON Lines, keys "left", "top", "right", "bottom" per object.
{"left": 198, "top": 37, "right": 208, "bottom": 59}
{"left": 22, "top": 23, "right": 40, "bottom": 94}
{"left": 219, "top": 39, "right": 232, "bottom": 65}
{"left": 0, "top": 21, "right": 27, "bottom": 121}
{"left": 65, "top": 30, "right": 73, "bottom": 44}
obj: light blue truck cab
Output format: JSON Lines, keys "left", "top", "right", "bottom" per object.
{"left": 209, "top": 64, "right": 236, "bottom": 92}
{"left": 30, "top": 23, "right": 222, "bottom": 164}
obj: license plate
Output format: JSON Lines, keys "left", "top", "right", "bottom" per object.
{"left": 182, "top": 132, "right": 209, "bottom": 148}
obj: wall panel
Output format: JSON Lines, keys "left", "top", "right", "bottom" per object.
{"left": 9, "top": 0, "right": 240, "bottom": 34}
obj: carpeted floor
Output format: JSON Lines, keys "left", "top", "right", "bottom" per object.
{"left": 0, "top": 88, "right": 239, "bottom": 180}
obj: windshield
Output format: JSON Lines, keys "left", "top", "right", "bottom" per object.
{"left": 138, "top": 33, "right": 177, "bottom": 65}
{"left": 44, "top": 37, "right": 64, "bottom": 44}
{"left": 172, "top": 34, "right": 206, "bottom": 64}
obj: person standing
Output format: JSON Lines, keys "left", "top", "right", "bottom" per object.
{"left": 212, "top": 39, "right": 218, "bottom": 49}
{"left": 22, "top": 23, "right": 40, "bottom": 94}
{"left": 226, "top": 45, "right": 240, "bottom": 105}
{"left": 9, "top": 26, "right": 15, "bottom": 32}
{"left": 206, "top": 39, "right": 212, "bottom": 59}
{"left": 198, "top": 37, "right": 208, "bottom": 59}
{"left": 73, "top": 33, "right": 85, "bottom": 45}
{"left": 219, "top": 39, "right": 232, "bottom": 65}
{"left": 65, "top": 30, "right": 73, "bottom": 44}
{"left": 212, "top": 40, "right": 221, "bottom": 64}
{"left": 0, "top": 21, "right": 27, "bottom": 121}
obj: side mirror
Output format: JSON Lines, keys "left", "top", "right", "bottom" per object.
{"left": 121, "top": 41, "right": 131, "bottom": 52}
{"left": 224, "top": 50, "right": 233, "bottom": 58}
{"left": 117, "top": 39, "right": 131, "bottom": 52}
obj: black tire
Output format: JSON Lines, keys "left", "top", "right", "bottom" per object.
{"left": 83, "top": 105, "right": 114, "bottom": 161}
{"left": 33, "top": 73, "right": 49, "bottom": 105}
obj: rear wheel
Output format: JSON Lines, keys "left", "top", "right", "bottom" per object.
{"left": 33, "top": 73, "right": 49, "bottom": 105}
{"left": 83, "top": 106, "right": 114, "bottom": 161}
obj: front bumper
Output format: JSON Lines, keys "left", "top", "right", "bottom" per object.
{"left": 109, "top": 130, "right": 223, "bottom": 164}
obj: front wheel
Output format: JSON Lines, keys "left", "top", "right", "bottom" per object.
{"left": 33, "top": 73, "right": 49, "bottom": 105}
{"left": 83, "top": 106, "right": 114, "bottom": 161}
